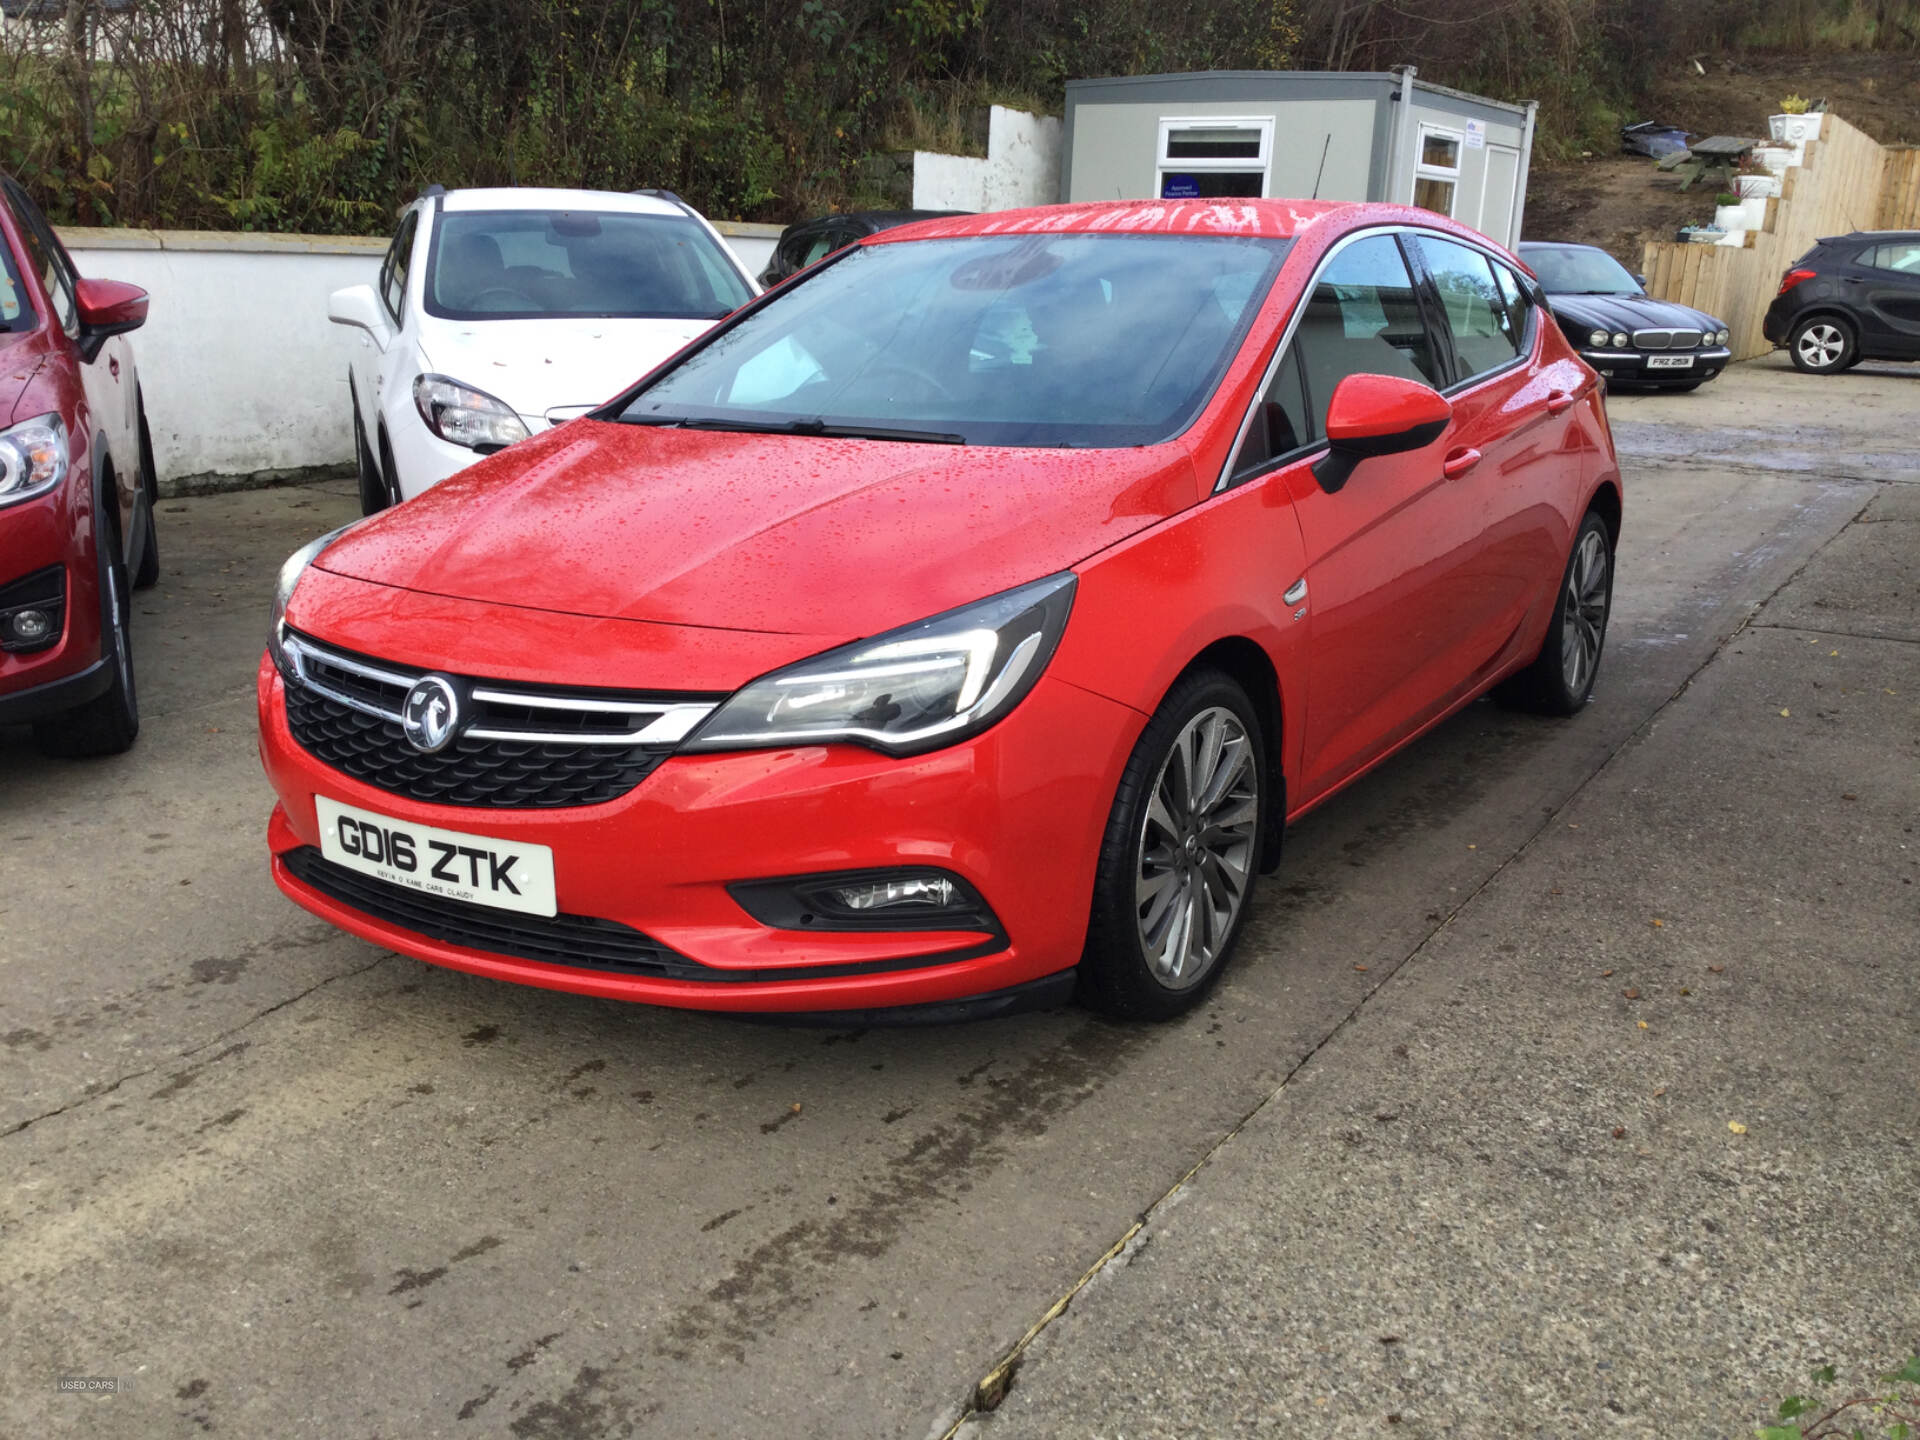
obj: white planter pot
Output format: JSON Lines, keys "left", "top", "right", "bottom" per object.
{"left": 1714, "top": 229, "right": 1748, "bottom": 247}
{"left": 1770, "top": 113, "right": 1821, "bottom": 144}
{"left": 1756, "top": 145, "right": 1798, "bottom": 175}
{"left": 1737, "top": 173, "right": 1782, "bottom": 199}
{"left": 1687, "top": 228, "right": 1724, "bottom": 245}
{"left": 1738, "top": 195, "right": 1771, "bottom": 228}
{"left": 1713, "top": 203, "right": 1746, "bottom": 230}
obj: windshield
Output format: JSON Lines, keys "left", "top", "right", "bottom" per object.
{"left": 617, "top": 233, "right": 1291, "bottom": 447}
{"left": 1523, "top": 245, "right": 1640, "bottom": 295}
{"left": 426, "top": 210, "right": 753, "bottom": 321}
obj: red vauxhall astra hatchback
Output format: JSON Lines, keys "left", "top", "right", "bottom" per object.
{"left": 259, "top": 200, "right": 1621, "bottom": 1022}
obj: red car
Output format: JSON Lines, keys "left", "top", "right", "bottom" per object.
{"left": 259, "top": 200, "right": 1621, "bottom": 1021}
{"left": 1, "top": 174, "right": 156, "bottom": 757}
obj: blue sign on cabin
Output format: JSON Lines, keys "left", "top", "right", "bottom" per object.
{"left": 1160, "top": 174, "right": 1200, "bottom": 199}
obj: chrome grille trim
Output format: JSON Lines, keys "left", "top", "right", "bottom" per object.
{"left": 1632, "top": 327, "right": 1703, "bottom": 351}
{"left": 282, "top": 632, "right": 716, "bottom": 747}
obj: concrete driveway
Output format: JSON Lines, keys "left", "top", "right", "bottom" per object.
{"left": 2, "top": 355, "right": 1914, "bottom": 1438}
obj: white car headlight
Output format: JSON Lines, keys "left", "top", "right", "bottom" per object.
{"left": 1588, "top": 329, "right": 1608, "bottom": 348}
{"left": 267, "top": 521, "right": 361, "bottom": 674}
{"left": 0, "top": 414, "right": 69, "bottom": 508}
{"left": 413, "top": 374, "right": 531, "bottom": 453}
{"left": 1717, "top": 328, "right": 1730, "bottom": 345}
{"left": 683, "top": 574, "right": 1077, "bottom": 757}
{"left": 1611, "top": 332, "right": 1629, "bottom": 348}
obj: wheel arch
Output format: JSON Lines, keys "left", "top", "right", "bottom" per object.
{"left": 1585, "top": 478, "right": 1622, "bottom": 549}
{"left": 1172, "top": 635, "right": 1287, "bottom": 876}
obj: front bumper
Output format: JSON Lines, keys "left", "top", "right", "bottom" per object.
{"left": 258, "top": 654, "right": 1142, "bottom": 1013}
{"left": 1577, "top": 346, "right": 1732, "bottom": 385}
{"left": 0, "top": 490, "right": 106, "bottom": 721}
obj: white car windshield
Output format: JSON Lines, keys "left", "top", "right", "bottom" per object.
{"left": 617, "top": 233, "right": 1290, "bottom": 448}
{"left": 426, "top": 210, "right": 753, "bottom": 321}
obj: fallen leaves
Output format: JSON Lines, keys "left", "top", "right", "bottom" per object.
{"left": 1622, "top": 988, "right": 1641, "bottom": 1000}
{"left": 1728, "top": 1121, "right": 1747, "bottom": 1135}
{"left": 1612, "top": 1126, "right": 1626, "bottom": 1140}
{"left": 1708, "top": 965, "right": 1725, "bottom": 974}
{"left": 1650, "top": 918, "right": 1664, "bottom": 928}
{"left": 1637, "top": 1020, "right": 1649, "bottom": 1030}
{"left": 1779, "top": 708, "right": 1791, "bottom": 718}
{"left": 1602, "top": 968, "right": 1614, "bottom": 977}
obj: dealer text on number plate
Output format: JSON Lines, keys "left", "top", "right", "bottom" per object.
{"left": 315, "top": 796, "right": 558, "bottom": 917}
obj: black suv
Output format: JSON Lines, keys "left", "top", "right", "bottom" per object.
{"left": 1763, "top": 231, "right": 1920, "bottom": 373}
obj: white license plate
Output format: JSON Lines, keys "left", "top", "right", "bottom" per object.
{"left": 316, "top": 796, "right": 557, "bottom": 917}
{"left": 1647, "top": 355, "right": 1695, "bottom": 369}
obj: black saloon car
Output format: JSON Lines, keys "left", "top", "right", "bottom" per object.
{"left": 1763, "top": 230, "right": 1920, "bottom": 373}
{"left": 758, "top": 210, "right": 969, "bottom": 287}
{"left": 1519, "top": 241, "right": 1732, "bottom": 390}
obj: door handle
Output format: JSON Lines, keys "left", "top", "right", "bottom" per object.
{"left": 1545, "top": 390, "right": 1577, "bottom": 415}
{"left": 1442, "top": 447, "right": 1482, "bottom": 479}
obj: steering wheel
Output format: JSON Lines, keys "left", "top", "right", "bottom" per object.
{"left": 468, "top": 286, "right": 533, "bottom": 310}
{"left": 858, "top": 359, "right": 950, "bottom": 404}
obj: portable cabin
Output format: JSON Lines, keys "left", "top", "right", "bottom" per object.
{"left": 1061, "top": 68, "right": 1537, "bottom": 249}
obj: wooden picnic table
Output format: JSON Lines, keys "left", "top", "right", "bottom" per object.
{"left": 1658, "top": 135, "right": 1765, "bottom": 191}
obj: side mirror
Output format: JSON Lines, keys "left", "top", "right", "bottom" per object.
{"left": 1633, "top": 272, "right": 1647, "bottom": 288}
{"left": 74, "top": 277, "right": 147, "bottom": 361}
{"left": 1314, "top": 374, "right": 1452, "bottom": 493}
{"left": 328, "top": 284, "right": 389, "bottom": 342}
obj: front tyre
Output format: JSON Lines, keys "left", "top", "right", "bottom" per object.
{"left": 1495, "top": 510, "right": 1614, "bottom": 716}
{"left": 34, "top": 540, "right": 139, "bottom": 757}
{"left": 354, "top": 400, "right": 386, "bottom": 516}
{"left": 1081, "top": 669, "right": 1265, "bottom": 1020}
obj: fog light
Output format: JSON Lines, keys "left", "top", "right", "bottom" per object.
{"left": 729, "top": 867, "right": 1000, "bottom": 934}
{"left": 830, "top": 876, "right": 958, "bottom": 912}
{"left": 10, "top": 608, "right": 50, "bottom": 641}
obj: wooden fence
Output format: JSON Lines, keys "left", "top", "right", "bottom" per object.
{"left": 1640, "top": 114, "right": 1894, "bottom": 360}
{"left": 1880, "top": 146, "right": 1920, "bottom": 229}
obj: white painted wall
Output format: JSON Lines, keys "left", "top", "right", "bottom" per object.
{"left": 912, "top": 106, "right": 1063, "bottom": 212}
{"left": 57, "top": 222, "right": 781, "bottom": 486}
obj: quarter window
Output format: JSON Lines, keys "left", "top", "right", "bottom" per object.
{"left": 1410, "top": 235, "right": 1523, "bottom": 380}
{"left": 1412, "top": 126, "right": 1462, "bottom": 217}
{"left": 1228, "top": 233, "right": 1441, "bottom": 481}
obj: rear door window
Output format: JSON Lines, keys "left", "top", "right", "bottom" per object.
{"left": 1410, "top": 234, "right": 1523, "bottom": 382}
{"left": 1863, "top": 242, "right": 1920, "bottom": 274}
{"left": 3, "top": 180, "right": 77, "bottom": 336}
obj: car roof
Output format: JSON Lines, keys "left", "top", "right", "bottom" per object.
{"left": 439, "top": 188, "right": 691, "bottom": 218}
{"left": 868, "top": 199, "right": 1354, "bottom": 245}
{"left": 1818, "top": 230, "right": 1920, "bottom": 243}
{"left": 1517, "top": 240, "right": 1603, "bottom": 252}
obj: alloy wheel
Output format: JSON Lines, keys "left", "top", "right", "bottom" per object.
{"left": 1796, "top": 322, "right": 1846, "bottom": 370}
{"left": 1560, "top": 527, "right": 1609, "bottom": 697}
{"left": 1134, "top": 706, "right": 1259, "bottom": 990}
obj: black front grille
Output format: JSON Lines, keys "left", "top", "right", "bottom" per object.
{"left": 283, "top": 847, "right": 709, "bottom": 979}
{"left": 284, "top": 684, "right": 669, "bottom": 808}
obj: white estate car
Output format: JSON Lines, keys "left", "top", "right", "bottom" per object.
{"left": 327, "top": 186, "right": 759, "bottom": 511}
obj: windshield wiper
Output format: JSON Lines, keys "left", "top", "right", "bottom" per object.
{"left": 630, "top": 415, "right": 966, "bottom": 445}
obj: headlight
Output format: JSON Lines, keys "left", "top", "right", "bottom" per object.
{"left": 1587, "top": 329, "right": 1608, "bottom": 347}
{"left": 412, "top": 374, "right": 531, "bottom": 452}
{"left": 267, "top": 522, "right": 360, "bottom": 675}
{"left": 0, "top": 414, "right": 69, "bottom": 508}
{"left": 1611, "top": 332, "right": 1629, "bottom": 348}
{"left": 1717, "top": 328, "right": 1730, "bottom": 345}
{"left": 683, "top": 573, "right": 1077, "bottom": 757}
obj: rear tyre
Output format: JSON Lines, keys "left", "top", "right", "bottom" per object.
{"left": 354, "top": 401, "right": 386, "bottom": 516}
{"left": 1080, "top": 669, "right": 1265, "bottom": 1021}
{"left": 1788, "top": 315, "right": 1855, "bottom": 374}
{"left": 1495, "top": 510, "right": 1614, "bottom": 717}
{"left": 133, "top": 398, "right": 161, "bottom": 589}
{"left": 34, "top": 512, "right": 140, "bottom": 758}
